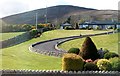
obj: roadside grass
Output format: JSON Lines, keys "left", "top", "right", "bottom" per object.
{"left": 0, "top": 32, "right": 24, "bottom": 41}
{"left": 1, "top": 30, "right": 113, "bottom": 70}
{"left": 59, "top": 32, "right": 119, "bottom": 54}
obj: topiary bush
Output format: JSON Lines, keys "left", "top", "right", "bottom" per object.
{"left": 109, "top": 57, "right": 120, "bottom": 71}
{"left": 84, "top": 62, "right": 99, "bottom": 71}
{"left": 79, "top": 37, "right": 100, "bottom": 60}
{"left": 104, "top": 52, "right": 119, "bottom": 59}
{"left": 62, "top": 53, "right": 84, "bottom": 71}
{"left": 68, "top": 48, "right": 80, "bottom": 55}
{"left": 97, "top": 59, "right": 112, "bottom": 71}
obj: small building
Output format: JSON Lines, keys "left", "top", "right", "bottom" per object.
{"left": 60, "top": 22, "right": 72, "bottom": 29}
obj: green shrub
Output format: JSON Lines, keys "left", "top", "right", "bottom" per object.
{"left": 107, "top": 26, "right": 113, "bottom": 29}
{"left": 95, "top": 26, "right": 101, "bottom": 30}
{"left": 62, "top": 53, "right": 84, "bottom": 71}
{"left": 93, "top": 59, "right": 100, "bottom": 64}
{"left": 84, "top": 62, "right": 99, "bottom": 71}
{"left": 103, "top": 49, "right": 109, "bottom": 55}
{"left": 65, "top": 26, "right": 74, "bottom": 30}
{"left": 97, "top": 59, "right": 112, "bottom": 71}
{"left": 104, "top": 52, "right": 119, "bottom": 59}
{"left": 29, "top": 29, "right": 38, "bottom": 38}
{"left": 109, "top": 57, "right": 120, "bottom": 71}
{"left": 117, "top": 28, "right": 120, "bottom": 32}
{"left": 68, "top": 48, "right": 80, "bottom": 55}
{"left": 79, "top": 37, "right": 100, "bottom": 60}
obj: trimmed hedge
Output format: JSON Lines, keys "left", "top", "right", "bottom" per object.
{"left": 109, "top": 57, "right": 120, "bottom": 71}
{"left": 84, "top": 62, "right": 99, "bottom": 71}
{"left": 62, "top": 53, "right": 84, "bottom": 71}
{"left": 97, "top": 59, "right": 112, "bottom": 71}
{"left": 68, "top": 48, "right": 80, "bottom": 55}
{"left": 104, "top": 52, "right": 119, "bottom": 59}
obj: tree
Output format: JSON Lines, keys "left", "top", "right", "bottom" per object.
{"left": 64, "top": 16, "right": 71, "bottom": 24}
{"left": 75, "top": 23, "right": 79, "bottom": 29}
{"left": 79, "top": 37, "right": 100, "bottom": 60}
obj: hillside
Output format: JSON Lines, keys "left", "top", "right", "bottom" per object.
{"left": 1, "top": 5, "right": 118, "bottom": 25}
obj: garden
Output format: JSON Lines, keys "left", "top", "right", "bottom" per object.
{"left": 62, "top": 36, "right": 120, "bottom": 71}
{"left": 1, "top": 30, "right": 119, "bottom": 71}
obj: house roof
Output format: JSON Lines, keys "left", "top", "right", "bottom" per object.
{"left": 61, "top": 22, "right": 72, "bottom": 26}
{"left": 80, "top": 20, "right": 119, "bottom": 25}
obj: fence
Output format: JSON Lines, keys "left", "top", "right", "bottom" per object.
{"left": 1, "top": 70, "right": 120, "bottom": 76}
{"left": 0, "top": 32, "right": 31, "bottom": 49}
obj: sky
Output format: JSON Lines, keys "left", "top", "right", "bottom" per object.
{"left": 0, "top": 0, "right": 119, "bottom": 18}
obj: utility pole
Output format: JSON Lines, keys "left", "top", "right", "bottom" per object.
{"left": 45, "top": 5, "right": 47, "bottom": 24}
{"left": 36, "top": 13, "right": 38, "bottom": 30}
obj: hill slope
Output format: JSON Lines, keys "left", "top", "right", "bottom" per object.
{"left": 1, "top": 5, "right": 118, "bottom": 25}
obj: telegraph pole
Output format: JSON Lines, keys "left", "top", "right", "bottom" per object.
{"left": 36, "top": 13, "right": 38, "bottom": 30}
{"left": 45, "top": 5, "right": 47, "bottom": 24}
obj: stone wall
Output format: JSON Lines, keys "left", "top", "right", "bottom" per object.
{"left": 0, "top": 32, "right": 31, "bottom": 49}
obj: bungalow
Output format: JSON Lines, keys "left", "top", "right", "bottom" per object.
{"left": 60, "top": 22, "right": 72, "bottom": 29}
{"left": 79, "top": 20, "right": 119, "bottom": 29}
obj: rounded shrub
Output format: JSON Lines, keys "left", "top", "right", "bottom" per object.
{"left": 109, "top": 57, "right": 120, "bottom": 71}
{"left": 79, "top": 37, "right": 100, "bottom": 60}
{"left": 104, "top": 52, "right": 119, "bottom": 59}
{"left": 84, "top": 62, "right": 99, "bottom": 71}
{"left": 68, "top": 48, "right": 80, "bottom": 55}
{"left": 97, "top": 59, "right": 112, "bottom": 71}
{"left": 103, "top": 49, "right": 109, "bottom": 55}
{"left": 107, "top": 26, "right": 113, "bottom": 29}
{"left": 62, "top": 53, "right": 84, "bottom": 71}
{"left": 93, "top": 59, "right": 100, "bottom": 64}
{"left": 29, "top": 29, "right": 38, "bottom": 38}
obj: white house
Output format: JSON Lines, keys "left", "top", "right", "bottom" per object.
{"left": 60, "top": 22, "right": 72, "bottom": 29}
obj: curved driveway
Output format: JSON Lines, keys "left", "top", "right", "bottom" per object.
{"left": 32, "top": 36, "right": 81, "bottom": 53}
{"left": 31, "top": 31, "right": 114, "bottom": 55}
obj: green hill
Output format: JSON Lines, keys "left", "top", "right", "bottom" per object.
{"left": 2, "top": 5, "right": 117, "bottom": 25}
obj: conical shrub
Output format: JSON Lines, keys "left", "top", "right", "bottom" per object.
{"left": 79, "top": 37, "right": 99, "bottom": 60}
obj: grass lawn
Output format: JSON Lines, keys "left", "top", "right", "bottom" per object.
{"left": 59, "top": 33, "right": 119, "bottom": 54}
{"left": 0, "top": 30, "right": 113, "bottom": 70}
{"left": 0, "top": 32, "right": 24, "bottom": 41}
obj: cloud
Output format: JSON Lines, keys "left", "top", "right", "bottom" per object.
{"left": 63, "top": 0, "right": 119, "bottom": 10}
{"left": 0, "top": 0, "right": 29, "bottom": 18}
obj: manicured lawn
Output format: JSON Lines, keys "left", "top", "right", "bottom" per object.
{"left": 0, "top": 32, "right": 24, "bottom": 41}
{"left": 59, "top": 33, "right": 119, "bottom": 54}
{"left": 1, "top": 30, "right": 113, "bottom": 70}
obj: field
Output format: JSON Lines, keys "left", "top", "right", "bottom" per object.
{"left": 0, "top": 32, "right": 24, "bottom": 41}
{"left": 0, "top": 30, "right": 115, "bottom": 70}
{"left": 59, "top": 33, "right": 119, "bottom": 54}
